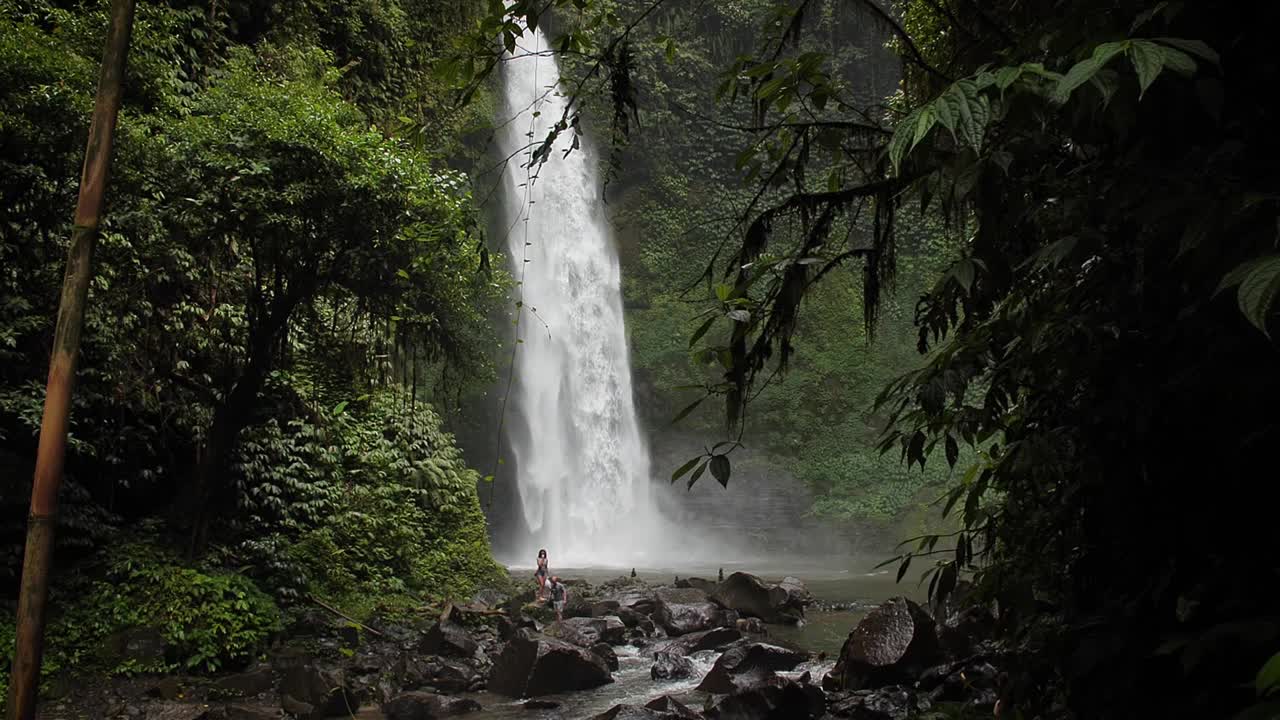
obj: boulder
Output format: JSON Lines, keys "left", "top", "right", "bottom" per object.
{"left": 712, "top": 572, "right": 805, "bottom": 624}
{"left": 697, "top": 641, "right": 809, "bottom": 694}
{"left": 398, "top": 653, "right": 480, "bottom": 694}
{"left": 604, "top": 586, "right": 659, "bottom": 615}
{"left": 592, "top": 642, "right": 620, "bottom": 671}
{"left": 147, "top": 677, "right": 184, "bottom": 701}
{"left": 616, "top": 607, "right": 647, "bottom": 628}
{"left": 644, "top": 695, "right": 701, "bottom": 719}
{"left": 654, "top": 587, "right": 735, "bottom": 636}
{"left": 591, "top": 600, "right": 622, "bottom": 617}
{"left": 825, "top": 597, "right": 941, "bottom": 691}
{"left": 487, "top": 630, "right": 613, "bottom": 697}
{"left": 827, "top": 686, "right": 930, "bottom": 720}
{"left": 776, "top": 577, "right": 814, "bottom": 608}
{"left": 217, "top": 704, "right": 279, "bottom": 720}
{"left": 707, "top": 677, "right": 825, "bottom": 720}
{"left": 736, "top": 618, "right": 767, "bottom": 635}
{"left": 589, "top": 705, "right": 691, "bottom": 720}
{"left": 649, "top": 627, "right": 742, "bottom": 657}
{"left": 280, "top": 665, "right": 359, "bottom": 719}
{"left": 421, "top": 620, "right": 480, "bottom": 658}
{"left": 212, "top": 666, "right": 274, "bottom": 699}
{"left": 144, "top": 704, "right": 210, "bottom": 720}
{"left": 382, "top": 692, "right": 482, "bottom": 719}
{"left": 936, "top": 605, "right": 996, "bottom": 658}
{"left": 650, "top": 651, "right": 695, "bottom": 680}
{"left": 674, "top": 577, "right": 718, "bottom": 593}
{"left": 542, "top": 616, "right": 624, "bottom": 647}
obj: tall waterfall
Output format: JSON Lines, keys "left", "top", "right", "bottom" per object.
{"left": 495, "top": 28, "right": 658, "bottom": 565}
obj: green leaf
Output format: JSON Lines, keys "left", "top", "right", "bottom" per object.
{"left": 714, "top": 283, "right": 733, "bottom": 301}
{"left": 945, "top": 434, "right": 960, "bottom": 468}
{"left": 896, "top": 554, "right": 912, "bottom": 583}
{"left": 396, "top": 269, "right": 410, "bottom": 279}
{"left": 1156, "top": 37, "right": 1220, "bottom": 66}
{"left": 689, "top": 316, "right": 716, "bottom": 348}
{"left": 1235, "top": 256, "right": 1280, "bottom": 337}
{"left": 1128, "top": 41, "right": 1167, "bottom": 97}
{"left": 482, "top": 474, "right": 494, "bottom": 483}
{"left": 911, "top": 106, "right": 936, "bottom": 150}
{"left": 1054, "top": 57, "right": 1101, "bottom": 104}
{"left": 671, "top": 456, "right": 702, "bottom": 483}
{"left": 672, "top": 397, "right": 705, "bottom": 424}
{"left": 1256, "top": 652, "right": 1280, "bottom": 696}
{"left": 687, "top": 460, "right": 708, "bottom": 489}
{"left": 889, "top": 108, "right": 920, "bottom": 173}
{"left": 709, "top": 454, "right": 731, "bottom": 487}
{"left": 332, "top": 401, "right": 348, "bottom": 415}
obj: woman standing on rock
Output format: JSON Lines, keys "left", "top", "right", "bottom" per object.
{"left": 534, "top": 548, "right": 549, "bottom": 600}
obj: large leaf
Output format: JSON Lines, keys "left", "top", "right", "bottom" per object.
{"left": 709, "top": 454, "right": 731, "bottom": 487}
{"left": 1128, "top": 40, "right": 1166, "bottom": 97}
{"left": 1236, "top": 256, "right": 1280, "bottom": 336}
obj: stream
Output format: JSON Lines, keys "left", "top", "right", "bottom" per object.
{"left": 367, "top": 562, "right": 919, "bottom": 719}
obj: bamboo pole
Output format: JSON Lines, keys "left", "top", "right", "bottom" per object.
{"left": 6, "top": 2, "right": 136, "bottom": 717}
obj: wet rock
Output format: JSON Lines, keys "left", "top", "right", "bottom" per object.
{"left": 827, "top": 686, "right": 930, "bottom": 720}
{"left": 522, "top": 699, "right": 561, "bottom": 710}
{"left": 147, "top": 677, "right": 184, "bottom": 701}
{"left": 604, "top": 585, "right": 659, "bottom": 615}
{"left": 487, "top": 630, "right": 614, "bottom": 697}
{"left": 592, "top": 600, "right": 622, "bottom": 617}
{"left": 279, "top": 665, "right": 359, "bottom": 719}
{"left": 616, "top": 607, "right": 647, "bottom": 628}
{"left": 217, "top": 704, "right": 280, "bottom": 720}
{"left": 654, "top": 587, "right": 735, "bottom": 636}
{"left": 588, "top": 705, "right": 688, "bottom": 720}
{"left": 674, "top": 577, "right": 718, "bottom": 593}
{"left": 776, "top": 577, "right": 814, "bottom": 608}
{"left": 919, "top": 658, "right": 1000, "bottom": 705}
{"left": 736, "top": 618, "right": 767, "bottom": 635}
{"left": 697, "top": 641, "right": 809, "bottom": 694}
{"left": 212, "top": 666, "right": 274, "bottom": 699}
{"left": 644, "top": 695, "right": 701, "bottom": 719}
{"left": 825, "top": 597, "right": 940, "bottom": 691}
{"left": 144, "top": 703, "right": 210, "bottom": 720}
{"left": 649, "top": 626, "right": 742, "bottom": 657}
{"left": 383, "top": 691, "right": 482, "bottom": 719}
{"left": 936, "top": 605, "right": 997, "bottom": 658}
{"left": 543, "top": 616, "right": 627, "bottom": 648}
{"left": 712, "top": 572, "right": 805, "bottom": 624}
{"left": 650, "top": 651, "right": 695, "bottom": 680}
{"left": 592, "top": 642, "right": 620, "bottom": 671}
{"left": 707, "top": 677, "right": 826, "bottom": 720}
{"left": 422, "top": 619, "right": 481, "bottom": 658}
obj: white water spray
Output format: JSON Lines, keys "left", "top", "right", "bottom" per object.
{"left": 495, "top": 29, "right": 661, "bottom": 566}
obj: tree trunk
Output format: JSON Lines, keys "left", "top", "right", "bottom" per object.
{"left": 7, "top": 2, "right": 136, "bottom": 718}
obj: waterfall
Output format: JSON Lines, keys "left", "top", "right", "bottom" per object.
{"left": 494, "top": 28, "right": 658, "bottom": 566}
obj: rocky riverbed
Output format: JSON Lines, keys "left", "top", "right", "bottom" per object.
{"left": 39, "top": 570, "right": 1006, "bottom": 720}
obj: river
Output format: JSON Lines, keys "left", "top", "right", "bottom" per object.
{"left": 383, "top": 561, "right": 922, "bottom": 719}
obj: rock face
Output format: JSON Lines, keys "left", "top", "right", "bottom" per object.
{"left": 649, "top": 627, "right": 742, "bottom": 657}
{"left": 382, "top": 691, "right": 482, "bottom": 719}
{"left": 713, "top": 572, "right": 808, "bottom": 624}
{"left": 650, "top": 651, "right": 695, "bottom": 680}
{"left": 279, "top": 665, "right": 359, "bottom": 719}
{"left": 825, "top": 597, "right": 941, "bottom": 691}
{"left": 653, "top": 587, "right": 735, "bottom": 636}
{"left": 421, "top": 620, "right": 480, "bottom": 658}
{"left": 696, "top": 641, "right": 809, "bottom": 694}
{"left": 487, "top": 630, "right": 613, "bottom": 697}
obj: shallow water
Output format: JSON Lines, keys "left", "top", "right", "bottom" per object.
{"left": 401, "top": 562, "right": 923, "bottom": 719}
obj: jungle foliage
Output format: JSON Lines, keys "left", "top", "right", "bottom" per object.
{"left": 455, "top": 0, "right": 1280, "bottom": 717}
{"left": 1, "top": 0, "right": 506, "bottom": 692}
